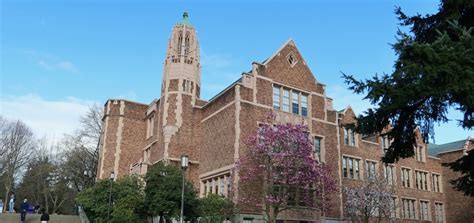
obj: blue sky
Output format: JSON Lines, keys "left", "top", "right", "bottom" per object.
{"left": 1, "top": 0, "right": 471, "bottom": 143}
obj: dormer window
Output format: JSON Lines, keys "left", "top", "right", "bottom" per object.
{"left": 287, "top": 52, "right": 297, "bottom": 67}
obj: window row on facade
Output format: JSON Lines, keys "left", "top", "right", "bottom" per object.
{"left": 397, "top": 198, "right": 444, "bottom": 223}
{"left": 272, "top": 85, "right": 308, "bottom": 117}
{"left": 346, "top": 132, "right": 427, "bottom": 164}
{"left": 342, "top": 156, "right": 442, "bottom": 192}
{"left": 201, "top": 174, "right": 231, "bottom": 197}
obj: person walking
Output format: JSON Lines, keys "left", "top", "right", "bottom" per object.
{"left": 9, "top": 193, "right": 14, "bottom": 213}
{"left": 40, "top": 208, "right": 49, "bottom": 223}
{"left": 0, "top": 198, "right": 4, "bottom": 213}
{"left": 20, "top": 198, "right": 29, "bottom": 223}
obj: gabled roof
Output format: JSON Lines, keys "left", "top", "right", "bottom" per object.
{"left": 428, "top": 138, "right": 470, "bottom": 156}
{"left": 262, "top": 38, "right": 296, "bottom": 66}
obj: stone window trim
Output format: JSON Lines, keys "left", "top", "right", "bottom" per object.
{"left": 419, "top": 199, "right": 431, "bottom": 221}
{"left": 342, "top": 154, "right": 363, "bottom": 180}
{"left": 414, "top": 145, "right": 427, "bottom": 163}
{"left": 400, "top": 166, "right": 414, "bottom": 189}
{"left": 343, "top": 127, "right": 358, "bottom": 147}
{"left": 200, "top": 172, "right": 231, "bottom": 198}
{"left": 146, "top": 114, "right": 155, "bottom": 139}
{"left": 414, "top": 169, "right": 430, "bottom": 191}
{"left": 384, "top": 164, "right": 396, "bottom": 186}
{"left": 272, "top": 83, "right": 309, "bottom": 118}
{"left": 391, "top": 196, "right": 399, "bottom": 219}
{"left": 365, "top": 159, "right": 378, "bottom": 181}
{"left": 400, "top": 197, "right": 418, "bottom": 220}
{"left": 431, "top": 173, "right": 443, "bottom": 193}
{"left": 434, "top": 201, "right": 445, "bottom": 223}
{"left": 286, "top": 51, "right": 298, "bottom": 67}
{"left": 312, "top": 134, "right": 325, "bottom": 163}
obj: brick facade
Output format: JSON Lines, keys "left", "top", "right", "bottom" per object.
{"left": 96, "top": 13, "right": 473, "bottom": 223}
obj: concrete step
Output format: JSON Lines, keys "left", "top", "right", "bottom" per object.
{"left": 0, "top": 213, "right": 80, "bottom": 223}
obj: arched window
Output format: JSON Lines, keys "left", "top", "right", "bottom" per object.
{"left": 177, "top": 31, "right": 183, "bottom": 55}
{"left": 184, "top": 32, "right": 190, "bottom": 55}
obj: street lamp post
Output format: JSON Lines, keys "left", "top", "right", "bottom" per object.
{"left": 180, "top": 155, "right": 189, "bottom": 223}
{"left": 107, "top": 171, "right": 115, "bottom": 220}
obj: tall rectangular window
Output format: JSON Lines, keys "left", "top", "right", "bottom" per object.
{"left": 344, "top": 128, "right": 349, "bottom": 145}
{"left": 415, "top": 146, "right": 425, "bottom": 162}
{"left": 390, "top": 197, "right": 397, "bottom": 218}
{"left": 282, "top": 88, "right": 290, "bottom": 112}
{"left": 435, "top": 203, "right": 444, "bottom": 223}
{"left": 273, "top": 86, "right": 280, "bottom": 110}
{"left": 146, "top": 115, "right": 155, "bottom": 139}
{"left": 420, "top": 200, "right": 430, "bottom": 221}
{"left": 402, "top": 198, "right": 416, "bottom": 220}
{"left": 366, "top": 161, "right": 377, "bottom": 181}
{"left": 415, "top": 171, "right": 429, "bottom": 190}
{"left": 355, "top": 160, "right": 360, "bottom": 179}
{"left": 432, "top": 174, "right": 441, "bottom": 192}
{"left": 349, "top": 158, "right": 354, "bottom": 178}
{"left": 343, "top": 157, "right": 347, "bottom": 177}
{"left": 301, "top": 94, "right": 308, "bottom": 117}
{"left": 381, "top": 135, "right": 390, "bottom": 153}
{"left": 344, "top": 128, "right": 356, "bottom": 146}
{"left": 314, "top": 137, "right": 322, "bottom": 161}
{"left": 292, "top": 91, "right": 299, "bottom": 114}
{"left": 401, "top": 168, "right": 411, "bottom": 188}
{"left": 384, "top": 165, "right": 395, "bottom": 185}
{"left": 343, "top": 156, "right": 361, "bottom": 180}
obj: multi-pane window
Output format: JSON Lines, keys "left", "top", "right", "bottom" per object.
{"left": 420, "top": 200, "right": 430, "bottom": 221}
{"left": 390, "top": 197, "right": 397, "bottom": 218}
{"left": 182, "top": 79, "right": 193, "bottom": 93}
{"left": 435, "top": 202, "right": 444, "bottom": 223}
{"left": 283, "top": 88, "right": 290, "bottom": 112}
{"left": 343, "top": 128, "right": 357, "bottom": 147}
{"left": 401, "top": 198, "right": 416, "bottom": 220}
{"left": 301, "top": 95, "right": 308, "bottom": 117}
{"left": 273, "top": 86, "right": 280, "bottom": 110}
{"left": 343, "top": 156, "right": 361, "bottom": 179}
{"left": 432, "top": 174, "right": 441, "bottom": 192}
{"left": 381, "top": 135, "right": 390, "bottom": 152}
{"left": 384, "top": 165, "right": 395, "bottom": 185}
{"left": 202, "top": 174, "right": 230, "bottom": 197}
{"left": 401, "top": 168, "right": 412, "bottom": 188}
{"left": 366, "top": 160, "right": 377, "bottom": 181}
{"left": 272, "top": 85, "right": 307, "bottom": 116}
{"left": 314, "top": 137, "right": 322, "bottom": 162}
{"left": 292, "top": 91, "right": 299, "bottom": 114}
{"left": 415, "top": 171, "right": 429, "bottom": 190}
{"left": 415, "top": 145, "right": 425, "bottom": 162}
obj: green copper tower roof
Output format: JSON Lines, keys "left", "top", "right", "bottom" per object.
{"left": 177, "top": 12, "right": 193, "bottom": 28}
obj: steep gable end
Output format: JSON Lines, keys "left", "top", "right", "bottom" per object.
{"left": 260, "top": 39, "right": 323, "bottom": 94}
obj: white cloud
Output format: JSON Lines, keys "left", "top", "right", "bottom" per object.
{"left": 0, "top": 94, "right": 96, "bottom": 140}
{"left": 36, "top": 60, "right": 78, "bottom": 73}
{"left": 22, "top": 49, "right": 79, "bottom": 73}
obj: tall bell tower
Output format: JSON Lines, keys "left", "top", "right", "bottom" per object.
{"left": 160, "top": 12, "right": 200, "bottom": 161}
{"left": 161, "top": 12, "right": 201, "bottom": 100}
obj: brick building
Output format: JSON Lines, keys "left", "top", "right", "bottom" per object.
{"left": 96, "top": 13, "right": 473, "bottom": 222}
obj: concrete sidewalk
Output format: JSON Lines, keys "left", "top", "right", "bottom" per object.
{"left": 0, "top": 213, "right": 80, "bottom": 223}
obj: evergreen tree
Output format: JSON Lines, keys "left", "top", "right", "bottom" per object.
{"left": 343, "top": 0, "right": 473, "bottom": 195}
{"left": 144, "top": 162, "right": 200, "bottom": 222}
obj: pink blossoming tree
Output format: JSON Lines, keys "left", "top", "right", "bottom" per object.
{"left": 343, "top": 176, "right": 396, "bottom": 223}
{"left": 237, "top": 115, "right": 337, "bottom": 223}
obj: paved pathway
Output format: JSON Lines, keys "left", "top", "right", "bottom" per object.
{"left": 0, "top": 213, "right": 80, "bottom": 223}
